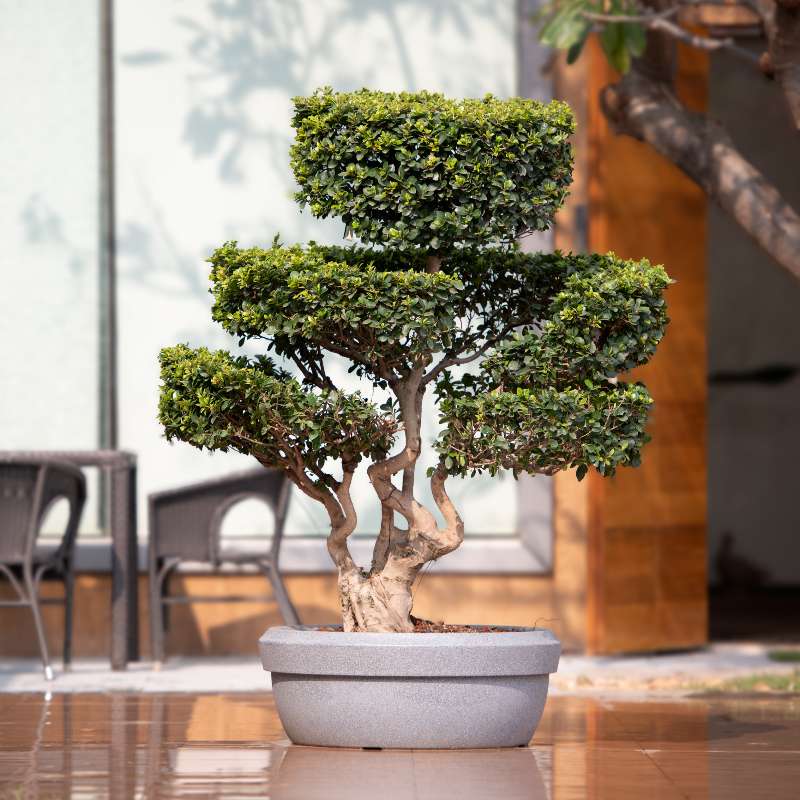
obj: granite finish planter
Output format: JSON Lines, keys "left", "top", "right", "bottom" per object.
{"left": 259, "top": 625, "right": 560, "bottom": 749}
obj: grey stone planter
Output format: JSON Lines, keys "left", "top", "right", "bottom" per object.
{"left": 259, "top": 625, "right": 560, "bottom": 749}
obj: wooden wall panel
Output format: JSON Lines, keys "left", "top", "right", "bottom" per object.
{"left": 549, "top": 47, "right": 593, "bottom": 654}
{"left": 586, "top": 37, "right": 709, "bottom": 653}
{"left": 0, "top": 571, "right": 567, "bottom": 659}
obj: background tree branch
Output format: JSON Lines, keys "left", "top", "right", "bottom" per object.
{"left": 537, "top": 0, "right": 800, "bottom": 281}
{"left": 754, "top": 0, "right": 800, "bottom": 128}
{"left": 601, "top": 70, "right": 800, "bottom": 282}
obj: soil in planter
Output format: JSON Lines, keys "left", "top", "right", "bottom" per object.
{"left": 319, "top": 616, "right": 517, "bottom": 633}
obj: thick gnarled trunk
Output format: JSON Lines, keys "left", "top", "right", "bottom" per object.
{"left": 290, "top": 353, "right": 466, "bottom": 631}
{"left": 334, "top": 465, "right": 464, "bottom": 632}
{"left": 338, "top": 567, "right": 415, "bottom": 632}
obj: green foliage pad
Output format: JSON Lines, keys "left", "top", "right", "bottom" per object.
{"left": 159, "top": 345, "right": 397, "bottom": 477}
{"left": 291, "top": 88, "right": 575, "bottom": 251}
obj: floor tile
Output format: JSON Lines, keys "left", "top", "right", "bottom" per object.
{"left": 1, "top": 693, "right": 799, "bottom": 798}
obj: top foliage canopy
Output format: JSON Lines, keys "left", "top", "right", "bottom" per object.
{"left": 291, "top": 88, "right": 575, "bottom": 251}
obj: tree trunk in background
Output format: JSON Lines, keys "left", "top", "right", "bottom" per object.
{"left": 595, "top": 0, "right": 800, "bottom": 288}
{"left": 600, "top": 70, "right": 800, "bottom": 283}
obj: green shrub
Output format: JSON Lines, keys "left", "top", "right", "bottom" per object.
{"left": 291, "top": 88, "right": 575, "bottom": 251}
{"left": 159, "top": 344, "right": 397, "bottom": 472}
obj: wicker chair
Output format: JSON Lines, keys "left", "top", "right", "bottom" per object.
{"left": 148, "top": 468, "right": 300, "bottom": 663}
{"left": 0, "top": 460, "right": 86, "bottom": 680}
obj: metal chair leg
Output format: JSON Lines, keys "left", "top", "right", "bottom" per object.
{"left": 264, "top": 562, "right": 300, "bottom": 626}
{"left": 24, "top": 567, "right": 54, "bottom": 681}
{"left": 149, "top": 563, "right": 166, "bottom": 666}
{"left": 63, "top": 560, "right": 74, "bottom": 669}
{"left": 150, "top": 559, "right": 178, "bottom": 665}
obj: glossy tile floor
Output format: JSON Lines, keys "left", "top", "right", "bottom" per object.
{"left": 0, "top": 693, "right": 798, "bottom": 799}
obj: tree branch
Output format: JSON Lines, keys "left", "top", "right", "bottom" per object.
{"left": 327, "top": 467, "right": 358, "bottom": 570}
{"left": 375, "top": 471, "right": 462, "bottom": 578}
{"left": 601, "top": 70, "right": 800, "bottom": 282}
{"left": 289, "top": 350, "right": 337, "bottom": 391}
{"left": 429, "top": 466, "right": 464, "bottom": 556}
{"left": 426, "top": 254, "right": 442, "bottom": 273}
{"left": 582, "top": 6, "right": 681, "bottom": 23}
{"left": 650, "top": 18, "right": 760, "bottom": 65}
{"left": 367, "top": 370, "right": 425, "bottom": 510}
{"left": 754, "top": 0, "right": 800, "bottom": 128}
{"left": 424, "top": 338, "right": 499, "bottom": 385}
{"left": 581, "top": 10, "right": 760, "bottom": 67}
{"left": 251, "top": 421, "right": 356, "bottom": 568}
{"left": 370, "top": 503, "right": 396, "bottom": 574}
{"left": 422, "top": 320, "right": 519, "bottom": 387}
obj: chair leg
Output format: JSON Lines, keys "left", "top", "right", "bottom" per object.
{"left": 24, "top": 568, "right": 53, "bottom": 681}
{"left": 265, "top": 562, "right": 300, "bottom": 626}
{"left": 63, "top": 561, "right": 74, "bottom": 670}
{"left": 150, "top": 559, "right": 177, "bottom": 666}
{"left": 149, "top": 566, "right": 165, "bottom": 666}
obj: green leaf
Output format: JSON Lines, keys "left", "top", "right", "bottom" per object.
{"left": 623, "top": 22, "right": 647, "bottom": 58}
{"left": 600, "top": 22, "right": 630, "bottom": 74}
{"left": 543, "top": 4, "right": 590, "bottom": 50}
{"left": 539, "top": 0, "right": 583, "bottom": 47}
{"left": 566, "top": 22, "right": 591, "bottom": 64}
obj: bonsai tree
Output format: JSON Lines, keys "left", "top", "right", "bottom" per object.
{"left": 158, "top": 88, "right": 670, "bottom": 632}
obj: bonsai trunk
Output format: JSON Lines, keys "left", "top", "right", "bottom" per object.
{"left": 333, "top": 466, "right": 464, "bottom": 632}
{"left": 326, "top": 371, "right": 464, "bottom": 632}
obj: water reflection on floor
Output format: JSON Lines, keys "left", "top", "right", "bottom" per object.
{"left": 0, "top": 692, "right": 799, "bottom": 798}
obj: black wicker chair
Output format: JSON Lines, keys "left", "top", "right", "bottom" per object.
{"left": 0, "top": 460, "right": 86, "bottom": 680}
{"left": 148, "top": 468, "right": 300, "bottom": 663}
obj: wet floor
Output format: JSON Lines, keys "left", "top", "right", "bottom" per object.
{"left": 0, "top": 693, "right": 798, "bottom": 798}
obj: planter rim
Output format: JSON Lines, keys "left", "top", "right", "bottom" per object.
{"left": 259, "top": 624, "right": 560, "bottom": 677}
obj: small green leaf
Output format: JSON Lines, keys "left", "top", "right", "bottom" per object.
{"left": 566, "top": 22, "right": 591, "bottom": 64}
{"left": 623, "top": 22, "right": 647, "bottom": 58}
{"left": 600, "top": 22, "right": 630, "bottom": 74}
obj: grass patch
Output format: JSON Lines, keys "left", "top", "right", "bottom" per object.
{"left": 702, "top": 670, "right": 800, "bottom": 694}
{"left": 768, "top": 649, "right": 800, "bottom": 663}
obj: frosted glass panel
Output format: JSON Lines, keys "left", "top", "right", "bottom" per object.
{"left": 0, "top": 2, "right": 102, "bottom": 532}
{"left": 116, "top": 0, "right": 524, "bottom": 537}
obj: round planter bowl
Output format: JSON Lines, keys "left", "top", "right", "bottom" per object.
{"left": 259, "top": 625, "right": 560, "bottom": 749}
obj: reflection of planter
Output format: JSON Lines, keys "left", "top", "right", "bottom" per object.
{"left": 259, "top": 625, "right": 560, "bottom": 749}
{"left": 269, "top": 743, "right": 549, "bottom": 799}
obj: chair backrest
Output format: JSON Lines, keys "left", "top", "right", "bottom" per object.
{"left": 149, "top": 468, "right": 290, "bottom": 566}
{"left": 0, "top": 463, "right": 42, "bottom": 563}
{"left": 0, "top": 461, "right": 86, "bottom": 564}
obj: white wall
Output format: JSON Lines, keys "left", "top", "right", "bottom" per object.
{"left": 115, "top": 0, "right": 529, "bottom": 539}
{"left": 0, "top": 1, "right": 103, "bottom": 530}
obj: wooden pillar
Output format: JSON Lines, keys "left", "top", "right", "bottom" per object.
{"left": 583, "top": 37, "right": 709, "bottom": 653}
{"left": 551, "top": 49, "right": 591, "bottom": 653}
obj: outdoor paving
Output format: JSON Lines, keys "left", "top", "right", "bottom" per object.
{"left": 0, "top": 642, "right": 794, "bottom": 694}
{"left": 0, "top": 691, "right": 798, "bottom": 798}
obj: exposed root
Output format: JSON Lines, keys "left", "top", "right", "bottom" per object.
{"left": 338, "top": 568, "right": 415, "bottom": 632}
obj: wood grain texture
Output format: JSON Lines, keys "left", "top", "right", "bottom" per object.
{"left": 0, "top": 572, "right": 567, "bottom": 658}
{"left": 550, "top": 49, "right": 593, "bottom": 654}
{"left": 585, "top": 36, "right": 709, "bottom": 653}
